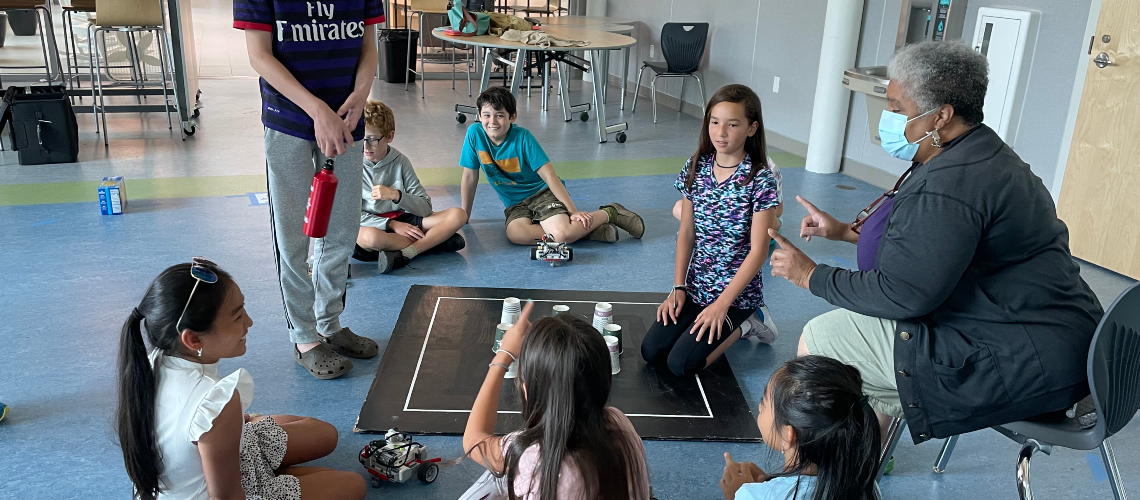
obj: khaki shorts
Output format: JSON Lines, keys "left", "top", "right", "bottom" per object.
{"left": 803, "top": 308, "right": 904, "bottom": 418}
{"left": 503, "top": 188, "right": 570, "bottom": 226}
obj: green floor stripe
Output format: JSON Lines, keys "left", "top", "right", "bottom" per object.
{"left": 0, "top": 153, "right": 806, "bottom": 207}
{"left": 770, "top": 151, "right": 806, "bottom": 168}
{"left": 0, "top": 175, "right": 269, "bottom": 207}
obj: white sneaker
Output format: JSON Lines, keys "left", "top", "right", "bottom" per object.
{"left": 741, "top": 306, "right": 779, "bottom": 344}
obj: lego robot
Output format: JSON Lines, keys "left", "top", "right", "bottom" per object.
{"left": 359, "top": 428, "right": 441, "bottom": 488}
{"left": 530, "top": 234, "right": 573, "bottom": 266}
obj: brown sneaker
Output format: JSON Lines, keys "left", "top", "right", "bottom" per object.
{"left": 587, "top": 223, "right": 618, "bottom": 242}
{"left": 601, "top": 203, "right": 645, "bottom": 239}
{"left": 295, "top": 343, "right": 353, "bottom": 380}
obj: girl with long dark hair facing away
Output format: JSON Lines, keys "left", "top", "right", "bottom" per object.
{"left": 720, "top": 356, "right": 881, "bottom": 500}
{"left": 461, "top": 301, "right": 651, "bottom": 500}
{"left": 641, "top": 84, "right": 782, "bottom": 377}
{"left": 116, "top": 259, "right": 365, "bottom": 500}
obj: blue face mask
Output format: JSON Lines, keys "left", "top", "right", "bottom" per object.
{"left": 878, "top": 108, "right": 937, "bottom": 161}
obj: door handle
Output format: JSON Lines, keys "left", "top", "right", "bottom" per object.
{"left": 1094, "top": 52, "right": 1112, "bottom": 68}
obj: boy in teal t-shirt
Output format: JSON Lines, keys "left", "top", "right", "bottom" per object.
{"left": 459, "top": 86, "right": 645, "bottom": 245}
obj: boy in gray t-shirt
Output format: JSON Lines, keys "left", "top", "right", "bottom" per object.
{"left": 355, "top": 101, "right": 467, "bottom": 273}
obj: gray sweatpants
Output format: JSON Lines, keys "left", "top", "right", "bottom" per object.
{"left": 265, "top": 128, "right": 364, "bottom": 344}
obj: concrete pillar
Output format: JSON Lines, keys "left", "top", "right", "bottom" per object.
{"left": 805, "top": 0, "right": 865, "bottom": 174}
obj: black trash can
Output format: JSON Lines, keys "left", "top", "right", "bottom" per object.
{"left": 378, "top": 29, "right": 419, "bottom": 84}
{"left": 8, "top": 10, "right": 37, "bottom": 36}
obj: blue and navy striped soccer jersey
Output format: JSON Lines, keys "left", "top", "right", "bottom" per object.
{"left": 234, "top": 0, "right": 385, "bottom": 141}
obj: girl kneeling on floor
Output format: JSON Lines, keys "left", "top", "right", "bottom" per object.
{"left": 641, "top": 84, "right": 781, "bottom": 377}
{"left": 461, "top": 301, "right": 651, "bottom": 500}
{"left": 720, "top": 355, "right": 881, "bottom": 500}
{"left": 116, "top": 259, "right": 365, "bottom": 500}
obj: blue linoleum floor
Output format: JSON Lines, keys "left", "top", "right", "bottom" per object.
{"left": 2, "top": 165, "right": 1136, "bottom": 499}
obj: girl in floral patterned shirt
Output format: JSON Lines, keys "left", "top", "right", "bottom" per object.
{"left": 640, "top": 84, "right": 781, "bottom": 377}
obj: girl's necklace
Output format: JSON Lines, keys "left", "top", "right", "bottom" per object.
{"left": 714, "top": 157, "right": 743, "bottom": 168}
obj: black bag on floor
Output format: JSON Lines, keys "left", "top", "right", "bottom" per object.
{"left": 2, "top": 85, "right": 79, "bottom": 165}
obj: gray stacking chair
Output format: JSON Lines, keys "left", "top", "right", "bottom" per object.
{"left": 631, "top": 22, "right": 708, "bottom": 123}
{"left": 880, "top": 281, "right": 1140, "bottom": 499}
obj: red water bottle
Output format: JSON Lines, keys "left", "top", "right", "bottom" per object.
{"left": 303, "top": 159, "right": 338, "bottom": 238}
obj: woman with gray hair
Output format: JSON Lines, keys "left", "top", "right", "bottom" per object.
{"left": 767, "top": 41, "right": 1104, "bottom": 446}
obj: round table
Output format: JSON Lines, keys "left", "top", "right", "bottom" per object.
{"left": 542, "top": 24, "right": 634, "bottom": 109}
{"left": 433, "top": 27, "right": 637, "bottom": 144}
{"left": 528, "top": 15, "right": 635, "bottom": 26}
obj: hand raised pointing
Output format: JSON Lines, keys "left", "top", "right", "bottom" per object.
{"left": 797, "top": 195, "right": 845, "bottom": 242}
{"left": 769, "top": 228, "right": 817, "bottom": 290}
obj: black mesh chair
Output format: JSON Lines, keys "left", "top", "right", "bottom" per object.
{"left": 631, "top": 22, "right": 708, "bottom": 123}
{"left": 886, "top": 282, "right": 1140, "bottom": 499}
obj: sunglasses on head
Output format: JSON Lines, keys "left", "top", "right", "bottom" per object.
{"left": 175, "top": 257, "right": 218, "bottom": 334}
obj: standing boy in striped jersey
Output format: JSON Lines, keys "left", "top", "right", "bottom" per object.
{"left": 235, "top": 0, "right": 384, "bottom": 379}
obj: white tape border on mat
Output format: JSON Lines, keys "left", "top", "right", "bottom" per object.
{"left": 403, "top": 296, "right": 715, "bottom": 419}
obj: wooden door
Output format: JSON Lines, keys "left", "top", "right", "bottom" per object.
{"left": 1057, "top": 0, "right": 1140, "bottom": 279}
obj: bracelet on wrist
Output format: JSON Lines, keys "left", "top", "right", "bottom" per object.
{"left": 498, "top": 349, "right": 518, "bottom": 363}
{"left": 672, "top": 285, "right": 687, "bottom": 291}
{"left": 489, "top": 362, "right": 511, "bottom": 372}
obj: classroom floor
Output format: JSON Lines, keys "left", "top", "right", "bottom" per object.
{"left": 1, "top": 3, "right": 1137, "bottom": 499}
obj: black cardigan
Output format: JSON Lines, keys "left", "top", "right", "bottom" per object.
{"left": 809, "top": 125, "right": 1104, "bottom": 443}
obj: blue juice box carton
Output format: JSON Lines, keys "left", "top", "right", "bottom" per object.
{"left": 98, "top": 176, "right": 128, "bottom": 215}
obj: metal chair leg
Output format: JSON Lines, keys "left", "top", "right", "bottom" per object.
{"left": 877, "top": 417, "right": 906, "bottom": 482}
{"left": 404, "top": 24, "right": 413, "bottom": 92}
{"left": 1100, "top": 439, "right": 1129, "bottom": 500}
{"left": 620, "top": 46, "right": 629, "bottom": 110}
{"left": 87, "top": 24, "right": 100, "bottom": 135}
{"left": 419, "top": 15, "right": 426, "bottom": 99}
{"left": 37, "top": 6, "right": 63, "bottom": 82}
{"left": 694, "top": 73, "right": 706, "bottom": 115}
{"left": 1016, "top": 441, "right": 1040, "bottom": 500}
{"left": 631, "top": 64, "right": 646, "bottom": 113}
{"left": 933, "top": 435, "right": 959, "bottom": 473}
{"left": 650, "top": 74, "right": 658, "bottom": 123}
{"left": 93, "top": 28, "right": 109, "bottom": 145}
{"left": 155, "top": 29, "right": 173, "bottom": 130}
{"left": 678, "top": 77, "right": 685, "bottom": 115}
{"left": 34, "top": 8, "right": 52, "bottom": 82}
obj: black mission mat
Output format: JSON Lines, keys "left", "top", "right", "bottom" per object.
{"left": 355, "top": 285, "right": 762, "bottom": 441}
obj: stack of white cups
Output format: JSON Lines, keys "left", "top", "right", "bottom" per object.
{"left": 604, "top": 336, "right": 621, "bottom": 375}
{"left": 500, "top": 297, "right": 521, "bottom": 378}
{"left": 592, "top": 302, "right": 613, "bottom": 333}
{"left": 501, "top": 297, "right": 521, "bottom": 325}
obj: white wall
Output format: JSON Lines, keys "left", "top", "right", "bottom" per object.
{"left": 606, "top": 0, "right": 1095, "bottom": 189}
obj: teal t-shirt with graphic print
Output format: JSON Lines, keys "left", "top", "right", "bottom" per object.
{"left": 459, "top": 123, "right": 562, "bottom": 207}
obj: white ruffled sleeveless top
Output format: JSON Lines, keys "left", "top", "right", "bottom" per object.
{"left": 149, "top": 350, "right": 253, "bottom": 500}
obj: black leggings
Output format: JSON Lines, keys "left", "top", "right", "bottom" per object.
{"left": 640, "top": 296, "right": 752, "bottom": 377}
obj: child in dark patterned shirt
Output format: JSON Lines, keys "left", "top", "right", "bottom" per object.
{"left": 641, "top": 84, "right": 781, "bottom": 377}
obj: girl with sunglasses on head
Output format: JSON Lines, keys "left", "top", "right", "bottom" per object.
{"left": 462, "top": 301, "right": 651, "bottom": 500}
{"left": 720, "top": 355, "right": 881, "bottom": 500}
{"left": 116, "top": 259, "right": 365, "bottom": 500}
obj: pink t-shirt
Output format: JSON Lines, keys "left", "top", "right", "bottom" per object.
{"left": 503, "top": 407, "right": 650, "bottom": 500}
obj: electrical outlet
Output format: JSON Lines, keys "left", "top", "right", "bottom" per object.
{"left": 649, "top": 44, "right": 655, "bottom": 58}
{"left": 773, "top": 76, "right": 780, "bottom": 93}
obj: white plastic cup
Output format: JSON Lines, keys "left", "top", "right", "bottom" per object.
{"left": 552, "top": 304, "right": 570, "bottom": 316}
{"left": 604, "top": 335, "right": 620, "bottom": 375}
{"left": 501, "top": 297, "right": 521, "bottom": 325}
{"left": 592, "top": 302, "right": 613, "bottom": 333}
{"left": 603, "top": 323, "right": 622, "bottom": 354}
